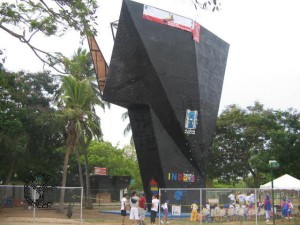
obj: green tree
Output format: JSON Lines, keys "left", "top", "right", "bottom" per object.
{"left": 209, "top": 102, "right": 300, "bottom": 187}
{"left": 268, "top": 109, "right": 300, "bottom": 179}
{"left": 63, "top": 47, "right": 104, "bottom": 208}
{"left": 0, "top": 67, "right": 64, "bottom": 184}
{"left": 87, "top": 141, "right": 142, "bottom": 189}
{"left": 121, "top": 110, "right": 134, "bottom": 146}
{"left": 209, "top": 102, "right": 278, "bottom": 187}
{"left": 0, "top": 0, "right": 98, "bottom": 73}
{"left": 56, "top": 75, "right": 101, "bottom": 211}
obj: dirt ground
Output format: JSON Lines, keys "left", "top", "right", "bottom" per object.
{"left": 1, "top": 207, "right": 299, "bottom": 225}
{"left": 0, "top": 207, "right": 122, "bottom": 225}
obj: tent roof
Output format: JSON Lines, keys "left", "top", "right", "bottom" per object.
{"left": 260, "top": 174, "right": 300, "bottom": 190}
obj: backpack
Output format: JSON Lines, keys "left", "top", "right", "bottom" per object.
{"left": 131, "top": 198, "right": 137, "bottom": 204}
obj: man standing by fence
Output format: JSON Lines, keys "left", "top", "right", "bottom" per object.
{"left": 150, "top": 194, "right": 159, "bottom": 225}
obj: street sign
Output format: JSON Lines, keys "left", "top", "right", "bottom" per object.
{"left": 269, "top": 160, "right": 280, "bottom": 169}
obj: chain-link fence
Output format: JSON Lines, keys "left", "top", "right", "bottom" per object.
{"left": 0, "top": 185, "right": 83, "bottom": 224}
{"left": 159, "top": 188, "right": 300, "bottom": 225}
{"left": 89, "top": 188, "right": 125, "bottom": 205}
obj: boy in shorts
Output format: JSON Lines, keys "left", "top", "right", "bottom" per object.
{"left": 121, "top": 193, "right": 128, "bottom": 225}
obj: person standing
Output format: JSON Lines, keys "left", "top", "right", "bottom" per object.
{"left": 263, "top": 195, "right": 272, "bottom": 222}
{"left": 138, "top": 192, "right": 146, "bottom": 225}
{"left": 281, "top": 199, "right": 289, "bottom": 219}
{"left": 287, "top": 199, "right": 293, "bottom": 219}
{"left": 190, "top": 200, "right": 198, "bottom": 222}
{"left": 161, "top": 200, "right": 169, "bottom": 224}
{"left": 204, "top": 202, "right": 211, "bottom": 223}
{"left": 150, "top": 194, "right": 160, "bottom": 225}
{"left": 130, "top": 191, "right": 140, "bottom": 225}
{"left": 237, "top": 193, "right": 246, "bottom": 206}
{"left": 228, "top": 192, "right": 235, "bottom": 205}
{"left": 121, "top": 193, "right": 128, "bottom": 225}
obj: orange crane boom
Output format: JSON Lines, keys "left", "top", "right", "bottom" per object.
{"left": 87, "top": 35, "right": 108, "bottom": 92}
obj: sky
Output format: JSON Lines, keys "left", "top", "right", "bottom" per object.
{"left": 1, "top": 0, "right": 300, "bottom": 147}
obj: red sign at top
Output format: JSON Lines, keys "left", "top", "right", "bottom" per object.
{"left": 143, "top": 5, "right": 200, "bottom": 43}
{"left": 94, "top": 167, "right": 107, "bottom": 175}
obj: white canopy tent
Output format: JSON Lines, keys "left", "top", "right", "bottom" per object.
{"left": 260, "top": 174, "right": 300, "bottom": 190}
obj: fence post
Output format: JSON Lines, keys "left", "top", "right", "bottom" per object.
{"left": 200, "top": 188, "right": 202, "bottom": 225}
{"left": 255, "top": 188, "right": 258, "bottom": 225}
{"left": 33, "top": 188, "right": 36, "bottom": 222}
{"left": 80, "top": 187, "right": 83, "bottom": 225}
{"left": 159, "top": 188, "right": 161, "bottom": 225}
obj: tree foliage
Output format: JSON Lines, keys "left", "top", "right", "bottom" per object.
{"left": 87, "top": 141, "right": 142, "bottom": 189}
{"left": 0, "top": 0, "right": 98, "bottom": 72}
{"left": 55, "top": 47, "right": 104, "bottom": 210}
{"left": 209, "top": 102, "right": 300, "bottom": 187}
{"left": 0, "top": 67, "right": 64, "bottom": 184}
{"left": 268, "top": 109, "right": 300, "bottom": 178}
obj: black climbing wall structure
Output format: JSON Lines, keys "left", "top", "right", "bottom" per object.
{"left": 103, "top": 0, "right": 229, "bottom": 200}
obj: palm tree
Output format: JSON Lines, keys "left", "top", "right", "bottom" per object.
{"left": 57, "top": 75, "right": 101, "bottom": 211}
{"left": 63, "top": 47, "right": 104, "bottom": 102}
{"left": 121, "top": 110, "right": 134, "bottom": 146}
{"left": 62, "top": 48, "right": 104, "bottom": 209}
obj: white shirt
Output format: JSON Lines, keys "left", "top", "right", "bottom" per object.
{"left": 151, "top": 198, "right": 160, "bottom": 212}
{"left": 228, "top": 193, "right": 235, "bottom": 201}
{"left": 246, "top": 194, "right": 255, "bottom": 203}
{"left": 162, "top": 202, "right": 168, "bottom": 210}
{"left": 121, "top": 197, "right": 127, "bottom": 210}
{"left": 206, "top": 204, "right": 210, "bottom": 210}
{"left": 130, "top": 196, "right": 139, "bottom": 208}
{"left": 238, "top": 194, "right": 246, "bottom": 203}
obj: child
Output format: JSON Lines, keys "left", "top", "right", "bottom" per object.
{"left": 264, "top": 195, "right": 271, "bottom": 222}
{"left": 281, "top": 199, "right": 289, "bottom": 219}
{"left": 287, "top": 199, "right": 293, "bottom": 219}
{"left": 242, "top": 203, "right": 249, "bottom": 220}
{"left": 203, "top": 202, "right": 211, "bottom": 223}
{"left": 120, "top": 193, "right": 128, "bottom": 225}
{"left": 161, "top": 200, "right": 169, "bottom": 224}
{"left": 190, "top": 200, "right": 198, "bottom": 222}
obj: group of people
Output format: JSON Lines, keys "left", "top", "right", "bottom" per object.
{"left": 260, "top": 195, "right": 294, "bottom": 222}
{"left": 228, "top": 192, "right": 295, "bottom": 222}
{"left": 228, "top": 191, "right": 255, "bottom": 207}
{"left": 281, "top": 198, "right": 294, "bottom": 220}
{"left": 227, "top": 191, "right": 256, "bottom": 219}
{"left": 121, "top": 191, "right": 295, "bottom": 224}
{"left": 121, "top": 191, "right": 147, "bottom": 225}
{"left": 121, "top": 192, "right": 169, "bottom": 225}
{"left": 190, "top": 201, "right": 211, "bottom": 223}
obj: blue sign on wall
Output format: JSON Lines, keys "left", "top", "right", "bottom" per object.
{"left": 185, "top": 109, "right": 198, "bottom": 134}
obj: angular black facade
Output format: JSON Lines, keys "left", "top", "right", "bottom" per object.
{"left": 103, "top": 0, "right": 229, "bottom": 198}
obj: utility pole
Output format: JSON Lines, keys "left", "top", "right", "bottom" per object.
{"left": 269, "top": 160, "right": 279, "bottom": 225}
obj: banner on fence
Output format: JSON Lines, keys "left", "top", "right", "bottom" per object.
{"left": 172, "top": 205, "right": 181, "bottom": 215}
